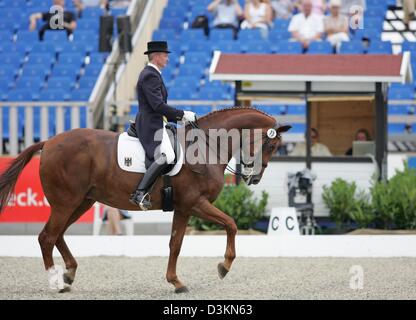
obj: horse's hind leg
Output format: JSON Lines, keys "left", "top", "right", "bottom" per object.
{"left": 38, "top": 206, "right": 72, "bottom": 291}
{"left": 55, "top": 199, "right": 95, "bottom": 289}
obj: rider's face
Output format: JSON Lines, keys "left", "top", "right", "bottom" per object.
{"left": 155, "top": 52, "right": 169, "bottom": 69}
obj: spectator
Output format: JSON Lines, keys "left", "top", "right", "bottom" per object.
{"left": 324, "top": 0, "right": 349, "bottom": 52}
{"left": 340, "top": 0, "right": 365, "bottom": 30}
{"left": 270, "top": 0, "right": 295, "bottom": 19}
{"left": 240, "top": 0, "right": 273, "bottom": 35}
{"left": 207, "top": 0, "right": 244, "bottom": 39}
{"left": 403, "top": 0, "right": 416, "bottom": 30}
{"left": 290, "top": 128, "right": 332, "bottom": 156}
{"left": 29, "top": 0, "right": 77, "bottom": 41}
{"left": 102, "top": 205, "right": 131, "bottom": 235}
{"left": 288, "top": 0, "right": 324, "bottom": 49}
{"left": 345, "top": 128, "right": 371, "bottom": 155}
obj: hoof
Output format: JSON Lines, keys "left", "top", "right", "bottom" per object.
{"left": 58, "top": 284, "right": 71, "bottom": 293}
{"left": 217, "top": 263, "right": 229, "bottom": 279}
{"left": 63, "top": 273, "right": 74, "bottom": 285}
{"left": 174, "top": 286, "right": 189, "bottom": 294}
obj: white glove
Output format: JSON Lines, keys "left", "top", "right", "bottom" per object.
{"left": 182, "top": 111, "right": 196, "bottom": 122}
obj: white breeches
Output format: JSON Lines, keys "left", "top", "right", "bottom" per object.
{"left": 159, "top": 124, "right": 176, "bottom": 164}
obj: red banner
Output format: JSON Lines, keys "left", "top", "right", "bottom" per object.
{"left": 0, "top": 157, "right": 94, "bottom": 223}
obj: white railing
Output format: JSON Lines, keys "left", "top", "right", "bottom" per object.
{"left": 0, "top": 102, "right": 93, "bottom": 156}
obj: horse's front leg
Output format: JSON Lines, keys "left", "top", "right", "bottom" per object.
{"left": 193, "top": 198, "right": 237, "bottom": 279}
{"left": 166, "top": 210, "right": 190, "bottom": 293}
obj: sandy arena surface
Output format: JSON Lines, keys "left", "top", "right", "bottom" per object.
{"left": 1, "top": 256, "right": 416, "bottom": 300}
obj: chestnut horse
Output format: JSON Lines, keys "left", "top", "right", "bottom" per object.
{"left": 0, "top": 107, "right": 290, "bottom": 293}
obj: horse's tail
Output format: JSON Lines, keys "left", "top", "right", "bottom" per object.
{"left": 0, "top": 141, "right": 45, "bottom": 214}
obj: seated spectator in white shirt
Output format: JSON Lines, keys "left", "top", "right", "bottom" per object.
{"left": 270, "top": 0, "right": 294, "bottom": 20}
{"left": 207, "top": 0, "right": 244, "bottom": 39}
{"left": 288, "top": 0, "right": 324, "bottom": 49}
{"left": 324, "top": 0, "right": 349, "bottom": 52}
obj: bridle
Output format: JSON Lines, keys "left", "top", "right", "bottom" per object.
{"left": 188, "top": 120, "right": 281, "bottom": 181}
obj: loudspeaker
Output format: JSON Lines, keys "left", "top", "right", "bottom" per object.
{"left": 99, "top": 15, "right": 114, "bottom": 52}
{"left": 117, "top": 16, "right": 132, "bottom": 53}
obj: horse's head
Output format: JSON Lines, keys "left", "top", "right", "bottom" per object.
{"left": 242, "top": 123, "right": 291, "bottom": 185}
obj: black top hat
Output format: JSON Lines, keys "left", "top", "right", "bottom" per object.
{"left": 144, "top": 41, "right": 171, "bottom": 55}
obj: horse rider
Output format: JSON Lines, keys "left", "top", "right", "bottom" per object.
{"left": 129, "top": 41, "right": 196, "bottom": 210}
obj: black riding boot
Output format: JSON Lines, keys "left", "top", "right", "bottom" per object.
{"left": 129, "top": 154, "right": 170, "bottom": 210}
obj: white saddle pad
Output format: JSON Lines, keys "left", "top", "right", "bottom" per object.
{"left": 117, "top": 132, "right": 183, "bottom": 176}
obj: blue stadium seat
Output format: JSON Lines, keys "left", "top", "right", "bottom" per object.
{"left": 40, "top": 89, "right": 71, "bottom": 101}
{"left": 211, "top": 40, "right": 241, "bottom": 53}
{"left": 31, "top": 42, "right": 57, "bottom": 54}
{"left": 83, "top": 64, "right": 102, "bottom": 77}
{"left": 388, "top": 105, "right": 412, "bottom": 115}
{"left": 0, "top": 76, "right": 12, "bottom": 92}
{"left": 177, "top": 63, "right": 206, "bottom": 78}
{"left": 153, "top": 29, "right": 180, "bottom": 42}
{"left": 27, "top": 52, "right": 55, "bottom": 66}
{"left": 198, "top": 87, "right": 230, "bottom": 100}
{"left": 0, "top": 53, "right": 24, "bottom": 68}
{"left": 58, "top": 42, "right": 89, "bottom": 55}
{"left": 14, "top": 76, "right": 45, "bottom": 90}
{"left": 162, "top": 6, "right": 187, "bottom": 20}
{"left": 159, "top": 18, "right": 183, "bottom": 32}
{"left": 87, "top": 52, "right": 107, "bottom": 66}
{"left": 210, "top": 29, "right": 234, "bottom": 41}
{"left": 364, "top": 6, "right": 387, "bottom": 19}
{"left": 71, "top": 89, "right": 91, "bottom": 101}
{"left": 273, "top": 19, "right": 290, "bottom": 31}
{"left": 16, "top": 30, "right": 39, "bottom": 43}
{"left": 272, "top": 41, "right": 303, "bottom": 54}
{"left": 162, "top": 66, "right": 176, "bottom": 80}
{"left": 4, "top": 43, "right": 32, "bottom": 55}
{"left": 363, "top": 17, "right": 384, "bottom": 31}
{"left": 180, "top": 28, "right": 207, "bottom": 41}
{"left": 408, "top": 157, "right": 416, "bottom": 169}
{"left": 353, "top": 28, "right": 380, "bottom": 41}
{"left": 241, "top": 40, "right": 272, "bottom": 53}
{"left": 184, "top": 52, "right": 212, "bottom": 66}
{"left": 21, "top": 65, "right": 50, "bottom": 78}
{"left": 307, "top": 41, "right": 333, "bottom": 54}
{"left": 402, "top": 41, "right": 416, "bottom": 53}
{"left": 73, "top": 31, "right": 98, "bottom": 44}
{"left": 7, "top": 89, "right": 36, "bottom": 101}
{"left": 0, "top": 31, "right": 12, "bottom": 42}
{"left": 78, "top": 76, "right": 97, "bottom": 90}
{"left": 269, "top": 29, "right": 291, "bottom": 41}
{"left": 59, "top": 53, "right": 85, "bottom": 66}
{"left": 81, "top": 7, "right": 103, "bottom": 19}
{"left": 367, "top": 40, "right": 392, "bottom": 54}
{"left": 47, "top": 76, "right": 75, "bottom": 90}
{"left": 339, "top": 41, "right": 363, "bottom": 54}
{"left": 238, "top": 29, "right": 263, "bottom": 42}
{"left": 170, "top": 76, "right": 201, "bottom": 91}
{"left": 0, "top": 65, "right": 17, "bottom": 82}
{"left": 43, "top": 30, "right": 70, "bottom": 43}
{"left": 76, "top": 19, "right": 100, "bottom": 31}
{"left": 388, "top": 87, "right": 414, "bottom": 100}
{"left": 51, "top": 65, "right": 79, "bottom": 78}
{"left": 168, "top": 88, "right": 195, "bottom": 100}
{"left": 180, "top": 39, "right": 212, "bottom": 53}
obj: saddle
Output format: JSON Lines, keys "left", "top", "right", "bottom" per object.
{"left": 127, "top": 121, "right": 181, "bottom": 174}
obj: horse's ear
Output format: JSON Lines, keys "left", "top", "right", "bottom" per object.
{"left": 276, "top": 124, "right": 292, "bottom": 133}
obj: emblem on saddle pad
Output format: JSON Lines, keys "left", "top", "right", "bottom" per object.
{"left": 124, "top": 157, "right": 132, "bottom": 167}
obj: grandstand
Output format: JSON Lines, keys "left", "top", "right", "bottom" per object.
{"left": 0, "top": 0, "right": 414, "bottom": 155}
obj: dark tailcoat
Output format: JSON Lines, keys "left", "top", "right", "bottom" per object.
{"left": 135, "top": 65, "right": 184, "bottom": 161}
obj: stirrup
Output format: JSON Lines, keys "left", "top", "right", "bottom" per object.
{"left": 139, "top": 192, "right": 151, "bottom": 211}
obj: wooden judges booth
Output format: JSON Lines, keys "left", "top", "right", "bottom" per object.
{"left": 209, "top": 53, "right": 413, "bottom": 215}
{"left": 210, "top": 52, "right": 412, "bottom": 179}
